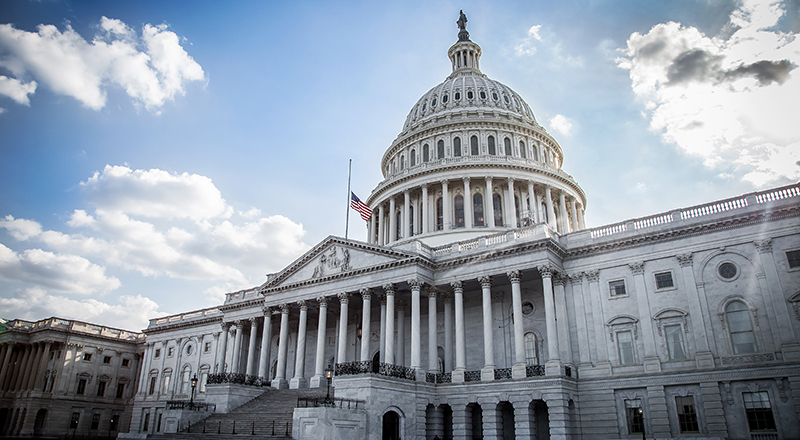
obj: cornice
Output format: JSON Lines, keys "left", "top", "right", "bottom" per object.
{"left": 435, "top": 237, "right": 565, "bottom": 270}
{"left": 218, "top": 298, "right": 265, "bottom": 313}
{"left": 143, "top": 316, "right": 223, "bottom": 335}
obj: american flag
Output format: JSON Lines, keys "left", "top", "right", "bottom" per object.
{"left": 350, "top": 192, "right": 372, "bottom": 221}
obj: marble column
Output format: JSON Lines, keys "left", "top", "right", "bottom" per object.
{"left": 442, "top": 292, "right": 454, "bottom": 373}
{"left": 578, "top": 204, "right": 586, "bottom": 230}
{"left": 384, "top": 284, "right": 396, "bottom": 365}
{"left": 274, "top": 304, "right": 290, "bottom": 389}
{"left": 451, "top": 281, "right": 466, "bottom": 383}
{"left": 586, "top": 270, "right": 611, "bottom": 374}
{"left": 528, "top": 181, "right": 537, "bottom": 223}
{"left": 569, "top": 273, "right": 592, "bottom": 371}
{"left": 403, "top": 190, "right": 410, "bottom": 239}
{"left": 369, "top": 211, "right": 377, "bottom": 244}
{"left": 258, "top": 308, "right": 272, "bottom": 379}
{"left": 507, "top": 178, "right": 517, "bottom": 228}
{"left": 0, "top": 343, "right": 11, "bottom": 391}
{"left": 421, "top": 184, "right": 429, "bottom": 234}
{"left": 34, "top": 340, "right": 53, "bottom": 391}
{"left": 630, "top": 261, "right": 661, "bottom": 373}
{"left": 464, "top": 177, "right": 473, "bottom": 228}
{"left": 479, "top": 276, "right": 496, "bottom": 380}
{"left": 396, "top": 301, "right": 406, "bottom": 365}
{"left": 291, "top": 300, "right": 309, "bottom": 388}
{"left": 553, "top": 274, "right": 573, "bottom": 366}
{"left": 337, "top": 293, "right": 350, "bottom": 365}
{"left": 545, "top": 185, "right": 557, "bottom": 230}
{"left": 389, "top": 197, "right": 397, "bottom": 243}
{"left": 427, "top": 287, "right": 439, "bottom": 373}
{"left": 378, "top": 204, "right": 385, "bottom": 245}
{"left": 135, "top": 344, "right": 150, "bottom": 395}
{"left": 15, "top": 344, "right": 32, "bottom": 391}
{"left": 218, "top": 323, "right": 230, "bottom": 373}
{"left": 539, "top": 266, "right": 561, "bottom": 376}
{"left": 231, "top": 321, "right": 243, "bottom": 374}
{"left": 485, "top": 177, "right": 495, "bottom": 228}
{"left": 379, "top": 294, "right": 387, "bottom": 363}
{"left": 245, "top": 318, "right": 258, "bottom": 376}
{"left": 311, "top": 297, "right": 329, "bottom": 388}
{"left": 508, "top": 271, "right": 527, "bottom": 379}
{"left": 442, "top": 180, "right": 451, "bottom": 229}
{"left": 675, "top": 254, "right": 714, "bottom": 369}
{"left": 570, "top": 198, "right": 580, "bottom": 231}
{"left": 409, "top": 279, "right": 423, "bottom": 375}
{"left": 360, "top": 289, "right": 372, "bottom": 362}
{"left": 558, "top": 191, "right": 569, "bottom": 233}
{"left": 4, "top": 346, "right": 20, "bottom": 391}
{"left": 25, "top": 342, "right": 42, "bottom": 390}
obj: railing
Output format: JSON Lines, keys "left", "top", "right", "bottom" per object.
{"left": 494, "top": 368, "right": 512, "bottom": 380}
{"left": 378, "top": 363, "right": 417, "bottom": 380}
{"left": 206, "top": 373, "right": 270, "bottom": 387}
{"left": 459, "top": 238, "right": 480, "bottom": 251}
{"left": 486, "top": 232, "right": 508, "bottom": 245}
{"left": 681, "top": 197, "right": 747, "bottom": 219}
{"left": 464, "top": 370, "right": 482, "bottom": 382}
{"left": 166, "top": 400, "right": 215, "bottom": 412}
{"left": 526, "top": 365, "right": 545, "bottom": 377}
{"left": 756, "top": 184, "right": 800, "bottom": 202}
{"left": 5, "top": 318, "right": 143, "bottom": 341}
{"left": 750, "top": 433, "right": 778, "bottom": 440}
{"left": 335, "top": 361, "right": 372, "bottom": 376}
{"left": 426, "top": 372, "right": 452, "bottom": 384}
{"left": 297, "top": 396, "right": 365, "bottom": 410}
{"left": 152, "top": 306, "right": 221, "bottom": 327}
{"left": 188, "top": 419, "right": 290, "bottom": 437}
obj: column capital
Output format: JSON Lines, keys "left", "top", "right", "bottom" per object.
{"left": 485, "top": 176, "right": 493, "bottom": 183}
{"left": 462, "top": 176, "right": 471, "bottom": 184}
{"left": 568, "top": 272, "right": 583, "bottom": 284}
{"left": 754, "top": 239, "right": 772, "bottom": 254}
{"left": 440, "top": 179, "right": 449, "bottom": 186}
{"left": 676, "top": 253, "right": 693, "bottom": 267}
{"left": 585, "top": 269, "right": 600, "bottom": 283}
{"left": 249, "top": 317, "right": 258, "bottom": 325}
{"left": 230, "top": 320, "right": 241, "bottom": 329}
{"left": 396, "top": 299, "right": 408, "bottom": 311}
{"left": 360, "top": 288, "right": 372, "bottom": 301}
{"left": 378, "top": 292, "right": 386, "bottom": 305}
{"left": 317, "top": 296, "right": 328, "bottom": 307}
{"left": 552, "top": 272, "right": 566, "bottom": 287}
{"left": 629, "top": 261, "right": 645, "bottom": 275}
{"left": 425, "top": 286, "right": 439, "bottom": 298}
{"left": 450, "top": 280, "right": 463, "bottom": 292}
{"left": 440, "top": 291, "right": 453, "bottom": 303}
{"left": 478, "top": 276, "right": 492, "bottom": 289}
{"left": 507, "top": 177, "right": 515, "bottom": 185}
{"left": 506, "top": 270, "right": 521, "bottom": 284}
{"left": 538, "top": 265, "right": 553, "bottom": 279}
{"left": 407, "top": 278, "right": 423, "bottom": 290}
{"left": 337, "top": 292, "right": 350, "bottom": 304}
{"left": 421, "top": 183, "right": 429, "bottom": 190}
{"left": 383, "top": 283, "right": 397, "bottom": 295}
{"left": 262, "top": 306, "right": 271, "bottom": 316}
{"left": 279, "top": 303, "right": 290, "bottom": 314}
{"left": 297, "top": 300, "right": 308, "bottom": 311}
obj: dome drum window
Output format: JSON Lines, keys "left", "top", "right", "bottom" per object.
{"left": 479, "top": 91, "right": 486, "bottom": 100}
{"left": 492, "top": 92, "right": 498, "bottom": 101}
{"left": 467, "top": 90, "right": 474, "bottom": 100}
{"left": 432, "top": 98, "right": 437, "bottom": 107}
{"left": 455, "top": 92, "right": 461, "bottom": 101}
{"left": 442, "top": 94, "right": 449, "bottom": 103}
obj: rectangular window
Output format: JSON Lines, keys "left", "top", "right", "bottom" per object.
{"left": 116, "top": 383, "right": 125, "bottom": 398}
{"left": 204, "top": 342, "right": 211, "bottom": 353}
{"left": 69, "top": 412, "right": 80, "bottom": 429}
{"left": 162, "top": 374, "right": 170, "bottom": 394}
{"left": 655, "top": 272, "right": 674, "bottom": 289}
{"left": 676, "top": 396, "right": 699, "bottom": 432}
{"left": 103, "top": 355, "right": 112, "bottom": 364}
{"left": 109, "top": 414, "right": 119, "bottom": 431}
{"left": 167, "top": 347, "right": 174, "bottom": 357}
{"left": 743, "top": 391, "right": 777, "bottom": 432}
{"left": 142, "top": 412, "right": 150, "bottom": 431}
{"left": 609, "top": 280, "right": 626, "bottom": 297}
{"left": 787, "top": 250, "right": 800, "bottom": 268}
{"left": 90, "top": 413, "right": 100, "bottom": 430}
{"left": 148, "top": 377, "right": 156, "bottom": 395}
{"left": 82, "top": 353, "right": 92, "bottom": 362}
{"left": 121, "top": 358, "right": 130, "bottom": 368}
{"left": 76, "top": 378, "right": 87, "bottom": 395}
{"left": 665, "top": 324, "right": 686, "bottom": 360}
{"left": 624, "top": 399, "right": 644, "bottom": 434}
{"left": 154, "top": 348, "right": 161, "bottom": 359}
{"left": 97, "top": 381, "right": 106, "bottom": 397}
{"left": 617, "top": 330, "right": 635, "bottom": 364}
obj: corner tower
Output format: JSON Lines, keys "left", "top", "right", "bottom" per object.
{"left": 366, "top": 12, "right": 586, "bottom": 247}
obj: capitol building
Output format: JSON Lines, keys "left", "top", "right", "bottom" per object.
{"left": 1, "top": 12, "right": 799, "bottom": 440}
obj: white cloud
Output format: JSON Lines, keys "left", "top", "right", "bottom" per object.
{"left": 549, "top": 114, "right": 573, "bottom": 136}
{"left": 515, "top": 24, "right": 543, "bottom": 56}
{"left": 0, "top": 215, "right": 43, "bottom": 240}
{"left": 0, "top": 288, "right": 162, "bottom": 331}
{"left": 0, "top": 17, "right": 204, "bottom": 112}
{"left": 0, "top": 75, "right": 37, "bottom": 105}
{"left": 617, "top": 0, "right": 800, "bottom": 187}
{"left": 0, "top": 243, "right": 120, "bottom": 294}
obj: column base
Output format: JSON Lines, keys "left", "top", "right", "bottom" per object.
{"left": 480, "top": 365, "right": 495, "bottom": 382}
{"left": 695, "top": 351, "right": 715, "bottom": 370}
{"left": 545, "top": 359, "right": 562, "bottom": 377}
{"left": 512, "top": 363, "right": 527, "bottom": 380}
{"left": 309, "top": 375, "right": 325, "bottom": 388}
{"left": 273, "top": 378, "right": 289, "bottom": 390}
{"left": 415, "top": 369, "right": 427, "bottom": 382}
{"left": 451, "top": 369, "right": 465, "bottom": 384}
{"left": 643, "top": 356, "right": 662, "bottom": 373}
{"left": 289, "top": 377, "right": 307, "bottom": 389}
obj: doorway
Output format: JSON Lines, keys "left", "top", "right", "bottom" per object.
{"left": 382, "top": 411, "right": 400, "bottom": 440}
{"left": 33, "top": 409, "right": 47, "bottom": 436}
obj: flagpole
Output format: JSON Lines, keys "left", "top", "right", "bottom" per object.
{"left": 345, "top": 159, "right": 352, "bottom": 239}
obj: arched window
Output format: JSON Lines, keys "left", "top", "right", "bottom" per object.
{"left": 493, "top": 194, "right": 504, "bottom": 226}
{"left": 437, "top": 140, "right": 445, "bottom": 159}
{"left": 409, "top": 205, "right": 414, "bottom": 236}
{"left": 180, "top": 365, "right": 191, "bottom": 394}
{"left": 519, "top": 141, "right": 527, "bottom": 159}
{"left": 473, "top": 193, "right": 484, "bottom": 226}
{"left": 453, "top": 137, "right": 462, "bottom": 157}
{"left": 726, "top": 301, "right": 757, "bottom": 354}
{"left": 396, "top": 210, "right": 402, "bottom": 239}
{"left": 423, "top": 144, "right": 429, "bottom": 162}
{"left": 532, "top": 145, "right": 538, "bottom": 161}
{"left": 504, "top": 138, "right": 512, "bottom": 156}
{"left": 436, "top": 198, "right": 444, "bottom": 230}
{"left": 488, "top": 136, "right": 496, "bottom": 155}
{"left": 470, "top": 136, "right": 479, "bottom": 155}
{"left": 400, "top": 155, "right": 405, "bottom": 170}
{"left": 410, "top": 150, "right": 416, "bottom": 167}
{"left": 454, "top": 195, "right": 464, "bottom": 228}
{"left": 524, "top": 333, "right": 539, "bottom": 365}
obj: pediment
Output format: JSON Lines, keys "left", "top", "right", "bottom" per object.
{"left": 261, "top": 236, "right": 419, "bottom": 290}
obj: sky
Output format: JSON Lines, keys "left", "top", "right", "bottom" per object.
{"left": 0, "top": 0, "right": 798, "bottom": 331}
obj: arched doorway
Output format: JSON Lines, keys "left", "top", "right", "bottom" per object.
{"left": 499, "top": 402, "right": 515, "bottom": 439}
{"left": 33, "top": 409, "right": 47, "bottom": 436}
{"left": 382, "top": 411, "right": 400, "bottom": 440}
{"left": 372, "top": 351, "right": 380, "bottom": 373}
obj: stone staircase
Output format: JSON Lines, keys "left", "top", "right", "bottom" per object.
{"left": 177, "top": 388, "right": 328, "bottom": 439}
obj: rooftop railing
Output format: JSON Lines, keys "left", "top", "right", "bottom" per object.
{"left": 4, "top": 317, "right": 143, "bottom": 341}
{"left": 150, "top": 307, "right": 221, "bottom": 327}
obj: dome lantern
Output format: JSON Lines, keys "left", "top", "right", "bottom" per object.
{"left": 449, "top": 11, "right": 481, "bottom": 73}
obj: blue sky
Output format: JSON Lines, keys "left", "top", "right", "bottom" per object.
{"left": 1, "top": 0, "right": 798, "bottom": 330}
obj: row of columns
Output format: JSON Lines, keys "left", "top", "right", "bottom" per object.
{"left": 0, "top": 340, "right": 54, "bottom": 393}
{"left": 369, "top": 178, "right": 585, "bottom": 245}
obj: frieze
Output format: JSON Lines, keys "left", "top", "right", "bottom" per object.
{"left": 721, "top": 353, "right": 775, "bottom": 365}
{"left": 311, "top": 246, "right": 351, "bottom": 279}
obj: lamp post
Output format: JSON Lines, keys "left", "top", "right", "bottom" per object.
{"left": 638, "top": 407, "right": 646, "bottom": 440}
{"left": 190, "top": 374, "right": 198, "bottom": 408}
{"left": 323, "top": 364, "right": 334, "bottom": 407}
